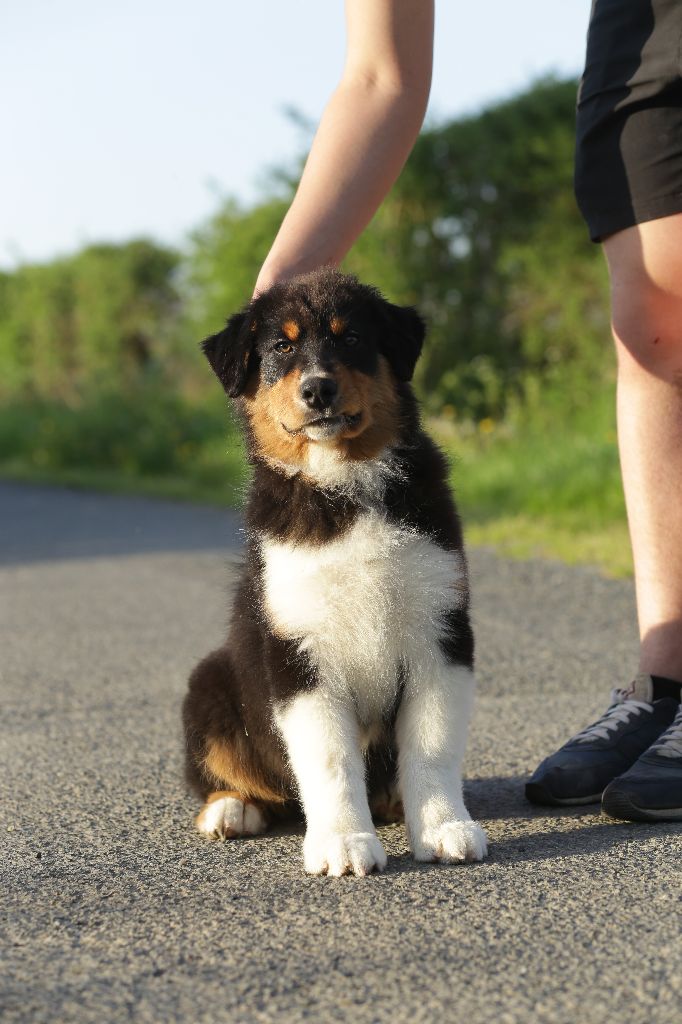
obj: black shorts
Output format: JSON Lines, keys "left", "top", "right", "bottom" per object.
{"left": 575, "top": 0, "right": 682, "bottom": 242}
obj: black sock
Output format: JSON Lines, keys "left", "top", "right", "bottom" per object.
{"left": 651, "top": 675, "right": 682, "bottom": 702}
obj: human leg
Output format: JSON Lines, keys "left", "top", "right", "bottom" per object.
{"left": 605, "top": 216, "right": 682, "bottom": 681}
{"left": 526, "top": 216, "right": 682, "bottom": 809}
{"left": 527, "top": 0, "right": 682, "bottom": 809}
{"left": 598, "top": 216, "right": 682, "bottom": 819}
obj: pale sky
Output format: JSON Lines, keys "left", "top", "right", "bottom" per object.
{"left": 1, "top": 1, "right": 590, "bottom": 269}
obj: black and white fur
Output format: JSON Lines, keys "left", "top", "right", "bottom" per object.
{"left": 183, "top": 268, "right": 487, "bottom": 876}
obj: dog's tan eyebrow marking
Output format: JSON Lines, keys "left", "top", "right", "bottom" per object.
{"left": 330, "top": 316, "right": 346, "bottom": 336}
{"left": 281, "top": 320, "right": 300, "bottom": 341}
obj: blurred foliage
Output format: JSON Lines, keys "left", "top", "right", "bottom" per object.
{"left": 0, "top": 382, "right": 247, "bottom": 500}
{"left": 346, "top": 77, "right": 611, "bottom": 415}
{"left": 0, "top": 76, "right": 622, "bottom": 567}
{"left": 172, "top": 77, "right": 611, "bottom": 420}
{"left": 183, "top": 197, "right": 289, "bottom": 341}
{"left": 0, "top": 239, "right": 182, "bottom": 401}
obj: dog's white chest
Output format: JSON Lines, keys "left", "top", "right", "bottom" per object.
{"left": 261, "top": 511, "right": 466, "bottom": 714}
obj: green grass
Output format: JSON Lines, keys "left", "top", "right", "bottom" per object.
{"left": 430, "top": 381, "right": 631, "bottom": 577}
{"left": 0, "top": 382, "right": 632, "bottom": 576}
{"left": 0, "top": 386, "right": 249, "bottom": 506}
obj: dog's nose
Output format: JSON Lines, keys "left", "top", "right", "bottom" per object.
{"left": 300, "top": 376, "right": 338, "bottom": 411}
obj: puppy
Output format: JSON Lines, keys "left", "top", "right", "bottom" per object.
{"left": 183, "top": 268, "right": 487, "bottom": 876}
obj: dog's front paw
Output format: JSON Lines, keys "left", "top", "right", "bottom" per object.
{"left": 413, "top": 819, "right": 488, "bottom": 864}
{"left": 303, "top": 830, "right": 387, "bottom": 877}
{"left": 195, "top": 793, "right": 268, "bottom": 840}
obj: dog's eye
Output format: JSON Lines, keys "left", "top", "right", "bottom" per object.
{"left": 344, "top": 331, "right": 360, "bottom": 347}
{"left": 274, "top": 340, "right": 294, "bottom": 354}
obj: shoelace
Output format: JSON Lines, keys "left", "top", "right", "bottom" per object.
{"left": 574, "top": 689, "right": 653, "bottom": 744}
{"left": 649, "top": 705, "right": 682, "bottom": 759}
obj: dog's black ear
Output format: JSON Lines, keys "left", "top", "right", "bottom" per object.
{"left": 377, "top": 301, "right": 426, "bottom": 382}
{"left": 201, "top": 311, "right": 257, "bottom": 397}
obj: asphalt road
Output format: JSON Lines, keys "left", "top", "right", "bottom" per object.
{"left": 2, "top": 481, "right": 681, "bottom": 1024}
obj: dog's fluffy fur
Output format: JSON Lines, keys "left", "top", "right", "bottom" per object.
{"left": 183, "top": 268, "right": 487, "bottom": 875}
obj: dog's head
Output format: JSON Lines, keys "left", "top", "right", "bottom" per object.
{"left": 202, "top": 268, "right": 424, "bottom": 467}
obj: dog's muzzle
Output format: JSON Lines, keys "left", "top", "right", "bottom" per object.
{"left": 299, "top": 375, "right": 338, "bottom": 413}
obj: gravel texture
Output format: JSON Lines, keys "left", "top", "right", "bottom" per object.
{"left": 1, "top": 481, "right": 680, "bottom": 1024}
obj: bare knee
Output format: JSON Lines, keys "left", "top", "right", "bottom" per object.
{"left": 611, "top": 292, "right": 682, "bottom": 384}
{"left": 605, "top": 218, "right": 682, "bottom": 382}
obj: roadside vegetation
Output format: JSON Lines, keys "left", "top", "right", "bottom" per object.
{"left": 0, "top": 78, "right": 630, "bottom": 575}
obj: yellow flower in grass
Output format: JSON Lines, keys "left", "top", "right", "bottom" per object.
{"left": 478, "top": 417, "right": 495, "bottom": 435}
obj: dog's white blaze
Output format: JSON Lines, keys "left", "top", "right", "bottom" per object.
{"left": 262, "top": 509, "right": 467, "bottom": 721}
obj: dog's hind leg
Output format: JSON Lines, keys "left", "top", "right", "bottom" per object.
{"left": 367, "top": 743, "right": 403, "bottom": 823}
{"left": 184, "top": 648, "right": 294, "bottom": 840}
{"left": 195, "top": 790, "right": 269, "bottom": 839}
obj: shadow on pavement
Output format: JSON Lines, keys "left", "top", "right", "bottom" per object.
{"left": 380, "top": 817, "right": 682, "bottom": 876}
{"left": 465, "top": 774, "right": 548, "bottom": 820}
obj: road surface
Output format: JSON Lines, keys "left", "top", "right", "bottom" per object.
{"left": 1, "top": 481, "right": 680, "bottom": 1023}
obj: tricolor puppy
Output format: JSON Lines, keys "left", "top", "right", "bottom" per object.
{"left": 183, "top": 268, "right": 487, "bottom": 876}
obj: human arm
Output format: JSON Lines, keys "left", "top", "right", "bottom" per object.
{"left": 253, "top": 0, "right": 434, "bottom": 296}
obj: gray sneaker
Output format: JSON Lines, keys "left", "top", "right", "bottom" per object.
{"left": 601, "top": 702, "right": 682, "bottom": 821}
{"left": 525, "top": 675, "right": 679, "bottom": 807}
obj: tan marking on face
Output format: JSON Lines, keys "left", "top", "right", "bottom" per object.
{"left": 330, "top": 315, "right": 346, "bottom": 336}
{"left": 242, "top": 355, "right": 400, "bottom": 469}
{"left": 281, "top": 319, "right": 300, "bottom": 341}
{"left": 202, "top": 738, "right": 289, "bottom": 804}
{"left": 243, "top": 367, "right": 311, "bottom": 467}
{"left": 341, "top": 356, "right": 401, "bottom": 460}
{"left": 334, "top": 364, "right": 368, "bottom": 418}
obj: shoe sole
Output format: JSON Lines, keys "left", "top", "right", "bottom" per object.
{"left": 602, "top": 790, "right": 682, "bottom": 822}
{"left": 525, "top": 782, "right": 602, "bottom": 807}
